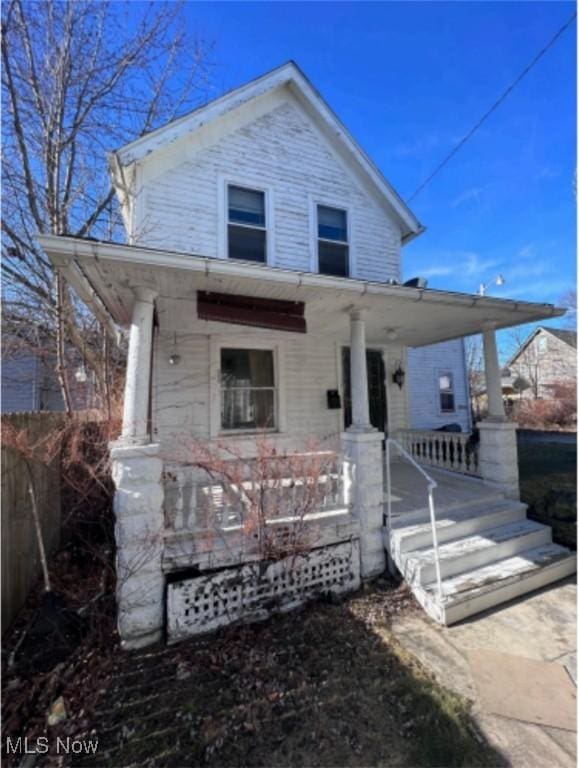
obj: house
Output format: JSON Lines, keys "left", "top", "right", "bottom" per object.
{"left": 506, "top": 326, "right": 577, "bottom": 400}
{"left": 1, "top": 322, "right": 95, "bottom": 413}
{"left": 38, "top": 62, "right": 575, "bottom": 649}
{"left": 408, "top": 339, "right": 472, "bottom": 432}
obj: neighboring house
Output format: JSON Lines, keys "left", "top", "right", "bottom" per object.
{"left": 39, "top": 62, "right": 575, "bottom": 648}
{"left": 506, "top": 327, "right": 577, "bottom": 400}
{"left": 1, "top": 335, "right": 95, "bottom": 413}
{"left": 408, "top": 340, "right": 471, "bottom": 432}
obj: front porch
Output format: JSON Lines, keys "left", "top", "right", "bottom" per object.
{"left": 40, "top": 236, "right": 574, "bottom": 647}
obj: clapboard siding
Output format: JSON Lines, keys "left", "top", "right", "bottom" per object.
{"left": 408, "top": 340, "right": 471, "bottom": 432}
{"left": 151, "top": 302, "right": 411, "bottom": 455}
{"left": 1, "top": 355, "right": 39, "bottom": 413}
{"left": 135, "top": 97, "right": 401, "bottom": 283}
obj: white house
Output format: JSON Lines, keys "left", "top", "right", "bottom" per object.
{"left": 39, "top": 62, "right": 575, "bottom": 648}
{"left": 408, "top": 340, "right": 472, "bottom": 432}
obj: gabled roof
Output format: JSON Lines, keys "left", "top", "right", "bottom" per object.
{"left": 507, "top": 325, "right": 577, "bottom": 366}
{"left": 109, "top": 61, "right": 424, "bottom": 243}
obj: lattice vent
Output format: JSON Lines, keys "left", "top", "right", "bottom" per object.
{"left": 167, "top": 540, "right": 360, "bottom": 642}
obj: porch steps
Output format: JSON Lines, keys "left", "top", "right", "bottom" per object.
{"left": 387, "top": 501, "right": 576, "bottom": 625}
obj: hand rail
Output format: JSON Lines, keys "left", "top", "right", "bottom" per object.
{"left": 385, "top": 438, "right": 443, "bottom": 600}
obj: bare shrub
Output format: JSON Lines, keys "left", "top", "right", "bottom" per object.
{"left": 166, "top": 433, "right": 350, "bottom": 564}
{"left": 513, "top": 380, "right": 577, "bottom": 430}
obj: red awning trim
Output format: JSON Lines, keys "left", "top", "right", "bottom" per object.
{"left": 197, "top": 291, "right": 307, "bottom": 333}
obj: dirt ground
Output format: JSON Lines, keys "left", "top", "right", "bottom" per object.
{"left": 33, "top": 579, "right": 502, "bottom": 768}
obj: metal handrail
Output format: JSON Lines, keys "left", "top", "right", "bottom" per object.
{"left": 385, "top": 437, "right": 443, "bottom": 599}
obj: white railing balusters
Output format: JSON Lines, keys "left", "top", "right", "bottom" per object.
{"left": 385, "top": 438, "right": 443, "bottom": 600}
{"left": 164, "top": 452, "right": 355, "bottom": 536}
{"left": 395, "top": 429, "right": 479, "bottom": 477}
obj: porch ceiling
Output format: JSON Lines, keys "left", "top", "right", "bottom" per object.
{"left": 39, "top": 235, "right": 565, "bottom": 347}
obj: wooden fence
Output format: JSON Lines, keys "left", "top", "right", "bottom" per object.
{"left": 1, "top": 412, "right": 68, "bottom": 629}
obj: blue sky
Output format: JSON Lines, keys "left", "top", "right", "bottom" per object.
{"left": 186, "top": 1, "right": 576, "bottom": 322}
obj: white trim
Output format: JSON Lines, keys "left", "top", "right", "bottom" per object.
{"left": 218, "top": 175, "right": 275, "bottom": 266}
{"left": 209, "top": 336, "right": 286, "bottom": 438}
{"left": 38, "top": 236, "right": 565, "bottom": 336}
{"left": 309, "top": 196, "right": 354, "bottom": 278}
{"left": 109, "top": 61, "right": 424, "bottom": 241}
{"left": 436, "top": 368, "right": 456, "bottom": 415}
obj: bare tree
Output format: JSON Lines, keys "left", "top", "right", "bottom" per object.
{"left": 2, "top": 0, "right": 213, "bottom": 411}
{"left": 559, "top": 289, "right": 577, "bottom": 329}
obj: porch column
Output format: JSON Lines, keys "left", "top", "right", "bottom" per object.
{"left": 113, "top": 285, "right": 164, "bottom": 648}
{"left": 122, "top": 287, "right": 157, "bottom": 445}
{"left": 482, "top": 326, "right": 505, "bottom": 420}
{"left": 342, "top": 308, "right": 385, "bottom": 579}
{"left": 348, "top": 308, "right": 372, "bottom": 432}
{"left": 478, "top": 325, "right": 519, "bottom": 499}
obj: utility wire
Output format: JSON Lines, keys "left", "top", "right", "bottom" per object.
{"left": 407, "top": 12, "right": 577, "bottom": 203}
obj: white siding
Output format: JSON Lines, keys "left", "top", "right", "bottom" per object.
{"left": 135, "top": 94, "right": 401, "bottom": 283}
{"left": 407, "top": 340, "right": 471, "bottom": 432}
{"left": 152, "top": 297, "right": 410, "bottom": 454}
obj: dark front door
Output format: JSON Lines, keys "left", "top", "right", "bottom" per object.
{"left": 342, "top": 348, "right": 387, "bottom": 432}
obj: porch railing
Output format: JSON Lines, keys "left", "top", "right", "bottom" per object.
{"left": 385, "top": 438, "right": 443, "bottom": 599}
{"left": 163, "top": 452, "right": 354, "bottom": 534}
{"left": 395, "top": 428, "right": 480, "bottom": 477}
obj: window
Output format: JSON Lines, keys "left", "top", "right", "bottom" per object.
{"left": 438, "top": 372, "right": 455, "bottom": 413}
{"left": 221, "top": 348, "right": 276, "bottom": 430}
{"left": 227, "top": 185, "right": 266, "bottom": 263}
{"left": 538, "top": 336, "right": 548, "bottom": 353}
{"left": 317, "top": 205, "right": 349, "bottom": 277}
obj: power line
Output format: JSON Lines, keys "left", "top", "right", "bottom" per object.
{"left": 407, "top": 12, "right": 577, "bottom": 203}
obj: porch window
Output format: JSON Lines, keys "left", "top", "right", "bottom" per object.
{"left": 221, "top": 348, "right": 276, "bottom": 430}
{"left": 317, "top": 205, "right": 349, "bottom": 277}
{"left": 438, "top": 372, "right": 455, "bottom": 413}
{"left": 228, "top": 185, "right": 266, "bottom": 263}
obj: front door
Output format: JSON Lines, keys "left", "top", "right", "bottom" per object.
{"left": 342, "top": 348, "right": 387, "bottom": 432}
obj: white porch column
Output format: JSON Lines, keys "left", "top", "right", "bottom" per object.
{"left": 122, "top": 287, "right": 157, "bottom": 445}
{"left": 478, "top": 325, "right": 519, "bottom": 498}
{"left": 113, "top": 286, "right": 164, "bottom": 648}
{"left": 348, "top": 308, "right": 372, "bottom": 432}
{"left": 342, "top": 308, "right": 385, "bottom": 579}
{"left": 482, "top": 326, "right": 505, "bottom": 420}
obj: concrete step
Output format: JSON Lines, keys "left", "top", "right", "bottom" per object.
{"left": 389, "top": 499, "right": 528, "bottom": 556}
{"left": 415, "top": 543, "right": 577, "bottom": 625}
{"left": 401, "top": 519, "right": 552, "bottom": 585}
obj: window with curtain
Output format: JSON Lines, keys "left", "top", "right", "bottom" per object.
{"left": 438, "top": 372, "right": 455, "bottom": 413}
{"left": 221, "top": 348, "right": 276, "bottom": 430}
{"left": 228, "top": 186, "right": 266, "bottom": 262}
{"left": 317, "top": 205, "right": 349, "bottom": 277}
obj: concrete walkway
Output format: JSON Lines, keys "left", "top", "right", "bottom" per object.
{"left": 389, "top": 578, "right": 577, "bottom": 768}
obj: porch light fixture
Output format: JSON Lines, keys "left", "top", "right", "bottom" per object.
{"left": 74, "top": 365, "right": 87, "bottom": 383}
{"left": 478, "top": 274, "right": 506, "bottom": 296}
{"left": 386, "top": 329, "right": 398, "bottom": 341}
{"left": 169, "top": 332, "right": 181, "bottom": 366}
{"left": 392, "top": 362, "right": 405, "bottom": 389}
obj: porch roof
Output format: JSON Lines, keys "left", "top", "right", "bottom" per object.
{"left": 38, "top": 235, "right": 565, "bottom": 347}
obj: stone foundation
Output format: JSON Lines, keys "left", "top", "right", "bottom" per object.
{"left": 341, "top": 430, "right": 386, "bottom": 578}
{"left": 111, "top": 442, "right": 165, "bottom": 648}
{"left": 478, "top": 420, "right": 520, "bottom": 499}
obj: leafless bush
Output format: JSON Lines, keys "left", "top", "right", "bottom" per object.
{"left": 167, "top": 434, "right": 348, "bottom": 564}
{"left": 513, "top": 380, "right": 577, "bottom": 430}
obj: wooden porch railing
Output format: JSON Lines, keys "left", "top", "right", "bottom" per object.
{"left": 395, "top": 429, "right": 480, "bottom": 477}
{"left": 163, "top": 452, "right": 354, "bottom": 534}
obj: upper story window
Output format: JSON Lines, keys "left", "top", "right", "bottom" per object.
{"left": 538, "top": 335, "right": 548, "bottom": 353}
{"left": 438, "top": 372, "right": 455, "bottom": 413}
{"left": 317, "top": 205, "right": 349, "bottom": 277}
{"left": 221, "top": 348, "right": 276, "bottom": 431}
{"left": 228, "top": 185, "right": 266, "bottom": 263}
